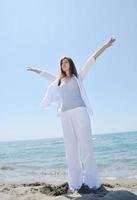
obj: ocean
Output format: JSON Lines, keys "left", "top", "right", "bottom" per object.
{"left": 0, "top": 131, "right": 137, "bottom": 183}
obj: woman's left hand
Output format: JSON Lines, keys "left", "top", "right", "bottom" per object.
{"left": 105, "top": 37, "right": 116, "bottom": 48}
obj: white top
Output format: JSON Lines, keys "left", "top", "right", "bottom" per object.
{"left": 39, "top": 56, "right": 96, "bottom": 117}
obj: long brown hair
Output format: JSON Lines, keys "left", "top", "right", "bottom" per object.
{"left": 58, "top": 56, "right": 78, "bottom": 86}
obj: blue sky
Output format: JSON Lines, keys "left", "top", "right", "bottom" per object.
{"left": 0, "top": 0, "right": 137, "bottom": 141}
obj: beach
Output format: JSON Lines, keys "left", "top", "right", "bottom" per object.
{"left": 0, "top": 132, "right": 137, "bottom": 199}
{"left": 0, "top": 179, "right": 137, "bottom": 200}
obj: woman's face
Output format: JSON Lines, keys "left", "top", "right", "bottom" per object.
{"left": 61, "top": 58, "right": 70, "bottom": 72}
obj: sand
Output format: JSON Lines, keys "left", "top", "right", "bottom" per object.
{"left": 0, "top": 179, "right": 137, "bottom": 200}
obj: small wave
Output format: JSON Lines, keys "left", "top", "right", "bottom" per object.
{"left": 41, "top": 169, "right": 66, "bottom": 176}
{"left": 0, "top": 166, "right": 15, "bottom": 171}
{"left": 105, "top": 177, "right": 116, "bottom": 180}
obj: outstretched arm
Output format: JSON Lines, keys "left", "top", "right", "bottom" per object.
{"left": 78, "top": 37, "right": 116, "bottom": 80}
{"left": 26, "top": 67, "right": 58, "bottom": 81}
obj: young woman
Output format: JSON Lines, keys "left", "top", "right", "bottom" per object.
{"left": 27, "top": 37, "right": 116, "bottom": 193}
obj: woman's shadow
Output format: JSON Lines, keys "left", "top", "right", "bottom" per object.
{"left": 39, "top": 182, "right": 137, "bottom": 200}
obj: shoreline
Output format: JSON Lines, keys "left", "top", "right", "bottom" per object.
{"left": 0, "top": 178, "right": 137, "bottom": 200}
{"left": 0, "top": 177, "right": 137, "bottom": 184}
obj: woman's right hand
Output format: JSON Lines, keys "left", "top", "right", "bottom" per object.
{"left": 26, "top": 67, "right": 36, "bottom": 72}
{"left": 26, "top": 67, "right": 41, "bottom": 74}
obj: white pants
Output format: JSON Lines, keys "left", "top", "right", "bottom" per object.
{"left": 60, "top": 106, "right": 101, "bottom": 190}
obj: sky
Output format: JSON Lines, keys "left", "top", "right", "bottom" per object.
{"left": 0, "top": 0, "right": 137, "bottom": 141}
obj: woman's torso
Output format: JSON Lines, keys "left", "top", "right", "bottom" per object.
{"left": 58, "top": 75, "right": 86, "bottom": 112}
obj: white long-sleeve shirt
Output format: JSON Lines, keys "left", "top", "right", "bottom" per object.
{"left": 39, "top": 55, "right": 96, "bottom": 117}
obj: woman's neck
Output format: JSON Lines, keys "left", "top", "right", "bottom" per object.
{"left": 65, "top": 70, "right": 71, "bottom": 77}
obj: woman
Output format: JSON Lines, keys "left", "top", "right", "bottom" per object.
{"left": 27, "top": 37, "right": 116, "bottom": 193}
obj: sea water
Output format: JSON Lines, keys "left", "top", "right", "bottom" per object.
{"left": 0, "top": 131, "right": 137, "bottom": 183}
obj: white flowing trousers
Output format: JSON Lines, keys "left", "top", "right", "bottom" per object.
{"left": 60, "top": 106, "right": 101, "bottom": 190}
